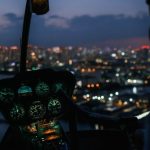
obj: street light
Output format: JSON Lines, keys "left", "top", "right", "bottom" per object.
{"left": 31, "top": 0, "right": 49, "bottom": 15}
{"left": 20, "top": 0, "right": 49, "bottom": 72}
{"left": 146, "top": 0, "right": 150, "bottom": 14}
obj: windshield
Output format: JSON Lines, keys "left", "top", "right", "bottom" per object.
{"left": 0, "top": 0, "right": 149, "bottom": 118}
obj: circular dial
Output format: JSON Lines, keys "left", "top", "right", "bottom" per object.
{"left": 10, "top": 105, "right": 25, "bottom": 120}
{"left": 35, "top": 82, "right": 49, "bottom": 96}
{"left": 52, "top": 83, "right": 67, "bottom": 94}
{"left": 0, "top": 88, "right": 14, "bottom": 103}
{"left": 29, "top": 101, "right": 46, "bottom": 120}
{"left": 18, "top": 85, "right": 32, "bottom": 96}
{"left": 48, "top": 98, "right": 62, "bottom": 116}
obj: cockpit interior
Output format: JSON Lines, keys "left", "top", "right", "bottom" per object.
{"left": 0, "top": 0, "right": 150, "bottom": 150}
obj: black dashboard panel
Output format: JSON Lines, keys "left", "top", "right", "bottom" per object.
{"left": 0, "top": 69, "right": 76, "bottom": 125}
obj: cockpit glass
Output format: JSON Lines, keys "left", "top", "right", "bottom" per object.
{"left": 0, "top": 0, "right": 149, "bottom": 119}
{"left": 0, "top": 1, "right": 26, "bottom": 71}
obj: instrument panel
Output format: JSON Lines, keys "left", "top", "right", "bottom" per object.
{"left": 0, "top": 88, "right": 15, "bottom": 103}
{"left": 0, "top": 69, "right": 76, "bottom": 125}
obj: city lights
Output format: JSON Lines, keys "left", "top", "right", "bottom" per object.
{"left": 0, "top": 44, "right": 150, "bottom": 117}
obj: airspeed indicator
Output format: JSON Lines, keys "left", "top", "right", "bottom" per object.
{"left": 48, "top": 98, "right": 62, "bottom": 116}
{"left": 35, "top": 82, "right": 49, "bottom": 96}
{"left": 29, "top": 101, "right": 46, "bottom": 120}
{"left": 10, "top": 105, "right": 25, "bottom": 120}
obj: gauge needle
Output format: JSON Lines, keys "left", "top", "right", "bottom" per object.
{"left": 0, "top": 92, "right": 7, "bottom": 96}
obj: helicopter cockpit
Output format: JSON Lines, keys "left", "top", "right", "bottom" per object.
{"left": 0, "top": 0, "right": 150, "bottom": 150}
{"left": 0, "top": 68, "right": 76, "bottom": 149}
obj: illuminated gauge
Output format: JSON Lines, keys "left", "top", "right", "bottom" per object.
{"left": 0, "top": 88, "right": 14, "bottom": 103}
{"left": 52, "top": 83, "right": 67, "bottom": 94}
{"left": 35, "top": 82, "right": 49, "bottom": 96}
{"left": 29, "top": 101, "right": 46, "bottom": 120}
{"left": 10, "top": 105, "right": 25, "bottom": 120}
{"left": 48, "top": 98, "right": 62, "bottom": 116}
{"left": 18, "top": 85, "right": 32, "bottom": 96}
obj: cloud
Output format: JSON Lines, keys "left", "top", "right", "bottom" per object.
{"left": 0, "top": 13, "right": 22, "bottom": 30}
{"left": 4, "top": 13, "right": 22, "bottom": 21}
{"left": 0, "top": 13, "right": 149, "bottom": 47}
{"left": 69, "top": 14, "right": 149, "bottom": 41}
{"left": 0, "top": 13, "right": 22, "bottom": 45}
{"left": 45, "top": 16, "right": 70, "bottom": 28}
{"left": 0, "top": 15, "right": 12, "bottom": 29}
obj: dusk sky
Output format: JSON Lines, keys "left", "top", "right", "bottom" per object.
{"left": 0, "top": 0, "right": 149, "bottom": 47}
